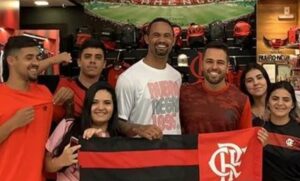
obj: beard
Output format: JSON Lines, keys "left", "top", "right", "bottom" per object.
{"left": 154, "top": 47, "right": 169, "bottom": 57}
{"left": 203, "top": 71, "right": 226, "bottom": 85}
{"left": 153, "top": 42, "right": 171, "bottom": 57}
{"left": 27, "top": 64, "right": 39, "bottom": 82}
{"left": 28, "top": 74, "right": 38, "bottom": 81}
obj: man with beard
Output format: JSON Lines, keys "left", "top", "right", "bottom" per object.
{"left": 180, "top": 41, "right": 252, "bottom": 134}
{"left": 0, "top": 36, "right": 54, "bottom": 180}
{"left": 116, "top": 17, "right": 182, "bottom": 140}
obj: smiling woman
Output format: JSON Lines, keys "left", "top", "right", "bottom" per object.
{"left": 240, "top": 63, "right": 272, "bottom": 125}
{"left": 44, "top": 81, "right": 119, "bottom": 181}
{"left": 90, "top": 89, "right": 114, "bottom": 129}
{"left": 262, "top": 81, "right": 300, "bottom": 181}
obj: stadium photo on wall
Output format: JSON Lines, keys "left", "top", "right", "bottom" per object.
{"left": 81, "top": 0, "right": 256, "bottom": 27}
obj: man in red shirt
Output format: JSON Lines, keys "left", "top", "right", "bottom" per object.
{"left": 54, "top": 39, "right": 107, "bottom": 118}
{"left": 0, "top": 36, "right": 54, "bottom": 181}
{"left": 180, "top": 41, "right": 252, "bottom": 133}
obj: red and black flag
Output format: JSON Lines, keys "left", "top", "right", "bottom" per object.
{"left": 79, "top": 128, "right": 262, "bottom": 181}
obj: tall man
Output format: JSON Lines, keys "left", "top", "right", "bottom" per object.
{"left": 0, "top": 36, "right": 54, "bottom": 180}
{"left": 180, "top": 41, "right": 252, "bottom": 133}
{"left": 116, "top": 17, "right": 182, "bottom": 140}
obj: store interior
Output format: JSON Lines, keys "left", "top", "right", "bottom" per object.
{"left": 1, "top": 0, "right": 300, "bottom": 91}
{"left": 1, "top": 1, "right": 300, "bottom": 180}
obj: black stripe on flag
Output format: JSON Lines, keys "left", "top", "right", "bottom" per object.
{"left": 81, "top": 166, "right": 199, "bottom": 181}
{"left": 79, "top": 135, "right": 199, "bottom": 181}
{"left": 79, "top": 135, "right": 198, "bottom": 152}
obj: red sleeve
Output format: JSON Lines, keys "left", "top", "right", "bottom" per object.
{"left": 55, "top": 77, "right": 70, "bottom": 93}
{"left": 52, "top": 78, "right": 70, "bottom": 122}
{"left": 52, "top": 105, "right": 66, "bottom": 123}
{"left": 239, "top": 98, "right": 252, "bottom": 129}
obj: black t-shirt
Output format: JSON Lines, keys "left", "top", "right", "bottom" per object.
{"left": 263, "top": 119, "right": 300, "bottom": 181}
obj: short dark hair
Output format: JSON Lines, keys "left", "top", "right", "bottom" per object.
{"left": 240, "top": 63, "right": 271, "bottom": 105}
{"left": 203, "top": 41, "right": 229, "bottom": 62}
{"left": 266, "top": 81, "right": 299, "bottom": 120}
{"left": 78, "top": 39, "right": 107, "bottom": 58}
{"left": 146, "top": 17, "right": 174, "bottom": 35}
{"left": 3, "top": 36, "right": 39, "bottom": 81}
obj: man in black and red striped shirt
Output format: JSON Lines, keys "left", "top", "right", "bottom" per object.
{"left": 180, "top": 41, "right": 252, "bottom": 134}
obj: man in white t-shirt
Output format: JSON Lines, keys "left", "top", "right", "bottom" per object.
{"left": 116, "top": 17, "right": 182, "bottom": 140}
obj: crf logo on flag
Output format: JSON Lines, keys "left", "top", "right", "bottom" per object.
{"left": 198, "top": 128, "right": 262, "bottom": 181}
{"left": 209, "top": 143, "right": 247, "bottom": 181}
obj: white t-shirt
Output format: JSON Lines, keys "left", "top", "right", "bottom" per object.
{"left": 116, "top": 59, "right": 182, "bottom": 135}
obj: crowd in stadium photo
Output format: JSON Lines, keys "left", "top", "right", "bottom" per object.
{"left": 0, "top": 0, "right": 300, "bottom": 181}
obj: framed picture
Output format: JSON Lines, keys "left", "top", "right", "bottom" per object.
{"left": 262, "top": 64, "right": 276, "bottom": 83}
{"left": 277, "top": 64, "right": 291, "bottom": 82}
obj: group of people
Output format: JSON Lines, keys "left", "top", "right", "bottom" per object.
{"left": 0, "top": 17, "right": 299, "bottom": 181}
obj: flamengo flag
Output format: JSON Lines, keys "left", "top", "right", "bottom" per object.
{"left": 79, "top": 127, "right": 262, "bottom": 181}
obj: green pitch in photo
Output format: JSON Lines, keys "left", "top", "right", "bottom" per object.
{"left": 84, "top": 0, "right": 255, "bottom": 27}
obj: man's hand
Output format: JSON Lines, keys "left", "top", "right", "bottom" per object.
{"left": 132, "top": 124, "right": 163, "bottom": 140}
{"left": 53, "top": 87, "right": 74, "bottom": 106}
{"left": 38, "top": 52, "right": 72, "bottom": 74}
{"left": 0, "top": 107, "right": 35, "bottom": 144}
{"left": 53, "top": 52, "right": 72, "bottom": 65}
{"left": 11, "top": 107, "right": 35, "bottom": 129}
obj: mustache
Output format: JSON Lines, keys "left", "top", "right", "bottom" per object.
{"left": 28, "top": 64, "right": 39, "bottom": 69}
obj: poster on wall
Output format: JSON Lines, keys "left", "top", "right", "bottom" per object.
{"left": 80, "top": 0, "right": 256, "bottom": 27}
{"left": 256, "top": 0, "right": 300, "bottom": 90}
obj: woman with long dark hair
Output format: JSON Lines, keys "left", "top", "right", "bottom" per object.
{"left": 44, "top": 81, "right": 119, "bottom": 180}
{"left": 240, "top": 63, "right": 272, "bottom": 126}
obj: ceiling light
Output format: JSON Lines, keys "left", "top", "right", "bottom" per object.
{"left": 23, "top": 33, "right": 48, "bottom": 41}
{"left": 34, "top": 1, "right": 49, "bottom": 6}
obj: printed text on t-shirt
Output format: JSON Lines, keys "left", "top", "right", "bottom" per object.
{"left": 148, "top": 80, "right": 179, "bottom": 131}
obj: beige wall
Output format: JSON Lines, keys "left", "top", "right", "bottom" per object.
{"left": 257, "top": 0, "right": 298, "bottom": 55}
